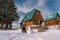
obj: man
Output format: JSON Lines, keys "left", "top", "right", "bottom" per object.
{"left": 22, "top": 23, "right": 27, "bottom": 33}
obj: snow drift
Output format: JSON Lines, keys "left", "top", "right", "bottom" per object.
{"left": 0, "top": 29, "right": 60, "bottom": 40}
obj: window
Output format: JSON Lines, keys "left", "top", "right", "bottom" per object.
{"left": 40, "top": 21, "right": 42, "bottom": 24}
{"left": 33, "top": 19, "right": 39, "bottom": 25}
{"left": 35, "top": 19, "right": 39, "bottom": 24}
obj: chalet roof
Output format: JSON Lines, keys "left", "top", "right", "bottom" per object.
{"left": 44, "top": 13, "right": 60, "bottom": 22}
{"left": 20, "top": 9, "right": 41, "bottom": 24}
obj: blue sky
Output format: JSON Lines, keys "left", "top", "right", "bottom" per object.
{"left": 14, "top": 0, "right": 60, "bottom": 20}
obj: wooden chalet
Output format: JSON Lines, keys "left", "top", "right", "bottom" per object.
{"left": 44, "top": 13, "right": 60, "bottom": 29}
{"left": 20, "top": 9, "right": 44, "bottom": 32}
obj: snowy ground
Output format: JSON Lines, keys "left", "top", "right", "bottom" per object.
{"left": 0, "top": 29, "right": 60, "bottom": 40}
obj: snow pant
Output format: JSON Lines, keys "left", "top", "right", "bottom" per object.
{"left": 22, "top": 27, "right": 27, "bottom": 33}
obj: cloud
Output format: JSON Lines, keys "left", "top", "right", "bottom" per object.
{"left": 16, "top": 5, "right": 30, "bottom": 13}
{"left": 15, "top": 0, "right": 46, "bottom": 13}
{"left": 36, "top": 7, "right": 52, "bottom": 19}
{"left": 16, "top": 4, "right": 36, "bottom": 13}
{"left": 37, "top": 0, "right": 45, "bottom": 7}
{"left": 14, "top": 0, "right": 53, "bottom": 19}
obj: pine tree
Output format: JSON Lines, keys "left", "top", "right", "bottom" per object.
{"left": 0, "top": 0, "right": 19, "bottom": 29}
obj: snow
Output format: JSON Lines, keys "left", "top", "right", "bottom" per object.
{"left": 48, "top": 25, "right": 59, "bottom": 29}
{"left": 0, "top": 29, "right": 60, "bottom": 40}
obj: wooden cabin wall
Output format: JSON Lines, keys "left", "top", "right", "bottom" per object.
{"left": 45, "top": 20, "right": 56, "bottom": 26}
{"left": 25, "top": 21, "right": 33, "bottom": 26}
{"left": 25, "top": 20, "right": 33, "bottom": 30}
{"left": 56, "top": 16, "right": 60, "bottom": 25}
{"left": 20, "top": 20, "right": 33, "bottom": 30}
{"left": 20, "top": 20, "right": 33, "bottom": 29}
{"left": 32, "top": 11, "right": 43, "bottom": 25}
